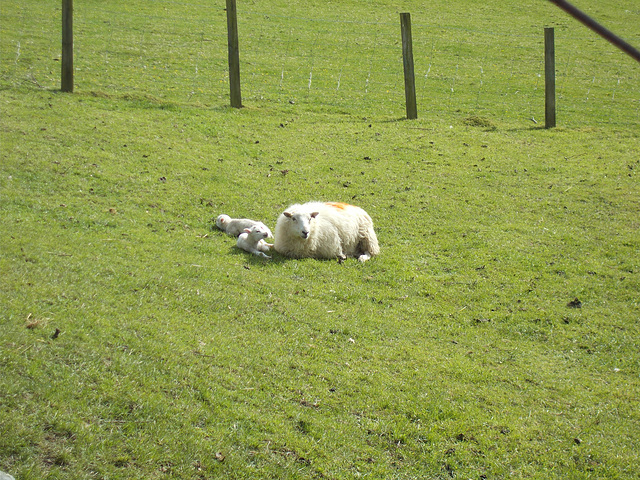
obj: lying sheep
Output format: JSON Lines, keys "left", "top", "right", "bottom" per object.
{"left": 236, "top": 223, "right": 274, "bottom": 258}
{"left": 216, "top": 214, "right": 263, "bottom": 237}
{"left": 274, "top": 201, "right": 379, "bottom": 262}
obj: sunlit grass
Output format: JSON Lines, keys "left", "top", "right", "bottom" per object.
{"left": 1, "top": 1, "right": 639, "bottom": 479}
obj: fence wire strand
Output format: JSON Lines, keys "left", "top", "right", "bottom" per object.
{"left": 1, "top": 2, "right": 638, "bottom": 126}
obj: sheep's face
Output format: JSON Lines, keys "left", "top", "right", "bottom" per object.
{"left": 284, "top": 211, "right": 319, "bottom": 239}
{"left": 248, "top": 223, "right": 271, "bottom": 240}
{"left": 216, "top": 214, "right": 230, "bottom": 229}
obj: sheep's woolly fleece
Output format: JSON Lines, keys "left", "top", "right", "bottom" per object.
{"left": 215, "top": 214, "right": 265, "bottom": 237}
{"left": 274, "top": 201, "right": 379, "bottom": 262}
{"left": 236, "top": 223, "right": 273, "bottom": 259}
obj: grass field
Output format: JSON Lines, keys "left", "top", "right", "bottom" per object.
{"left": 1, "top": 1, "right": 639, "bottom": 479}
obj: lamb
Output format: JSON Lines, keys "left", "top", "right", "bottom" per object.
{"left": 216, "top": 214, "right": 263, "bottom": 237}
{"left": 236, "top": 223, "right": 274, "bottom": 258}
{"left": 274, "top": 201, "right": 379, "bottom": 262}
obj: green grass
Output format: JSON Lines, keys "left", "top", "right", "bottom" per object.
{"left": 1, "top": 1, "right": 639, "bottom": 479}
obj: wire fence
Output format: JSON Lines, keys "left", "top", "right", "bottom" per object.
{"left": 2, "top": 1, "right": 638, "bottom": 126}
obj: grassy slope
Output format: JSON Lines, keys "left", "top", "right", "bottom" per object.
{"left": 1, "top": 1, "right": 639, "bottom": 479}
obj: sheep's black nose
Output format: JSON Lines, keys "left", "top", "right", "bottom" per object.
{"left": 301, "top": 231, "right": 309, "bottom": 238}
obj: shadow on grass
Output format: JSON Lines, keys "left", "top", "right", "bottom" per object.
{"left": 227, "top": 245, "right": 356, "bottom": 266}
{"left": 72, "top": 89, "right": 240, "bottom": 112}
{"left": 506, "top": 125, "right": 551, "bottom": 132}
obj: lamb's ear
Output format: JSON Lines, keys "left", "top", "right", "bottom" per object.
{"left": 243, "top": 228, "right": 251, "bottom": 234}
{"left": 284, "top": 211, "right": 293, "bottom": 218}
{"left": 311, "top": 212, "right": 320, "bottom": 218}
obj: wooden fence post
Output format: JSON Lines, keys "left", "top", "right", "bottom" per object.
{"left": 400, "top": 13, "right": 417, "bottom": 119}
{"left": 61, "top": 0, "right": 73, "bottom": 92}
{"left": 544, "top": 27, "right": 556, "bottom": 128}
{"left": 226, "top": 0, "right": 242, "bottom": 108}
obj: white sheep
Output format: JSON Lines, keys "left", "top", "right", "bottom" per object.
{"left": 274, "top": 202, "right": 379, "bottom": 262}
{"left": 216, "top": 214, "right": 263, "bottom": 237}
{"left": 236, "top": 223, "right": 274, "bottom": 258}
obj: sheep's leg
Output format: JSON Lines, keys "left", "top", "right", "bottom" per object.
{"left": 358, "top": 225, "right": 380, "bottom": 257}
{"left": 257, "top": 240, "right": 272, "bottom": 252}
{"left": 358, "top": 253, "right": 371, "bottom": 263}
{"left": 251, "top": 248, "right": 271, "bottom": 259}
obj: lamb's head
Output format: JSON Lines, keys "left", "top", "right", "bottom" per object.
{"left": 216, "top": 214, "right": 230, "bottom": 229}
{"left": 246, "top": 222, "right": 272, "bottom": 241}
{"left": 283, "top": 210, "right": 319, "bottom": 239}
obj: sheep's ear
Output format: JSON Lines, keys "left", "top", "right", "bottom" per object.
{"left": 243, "top": 228, "right": 251, "bottom": 233}
{"left": 311, "top": 212, "right": 320, "bottom": 218}
{"left": 284, "top": 211, "right": 293, "bottom": 218}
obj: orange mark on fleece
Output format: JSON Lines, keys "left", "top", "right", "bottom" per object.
{"left": 325, "top": 202, "right": 351, "bottom": 210}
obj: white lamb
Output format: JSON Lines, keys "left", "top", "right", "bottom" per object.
{"left": 236, "top": 223, "right": 274, "bottom": 258}
{"left": 274, "top": 202, "right": 379, "bottom": 262}
{"left": 216, "top": 214, "right": 263, "bottom": 237}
